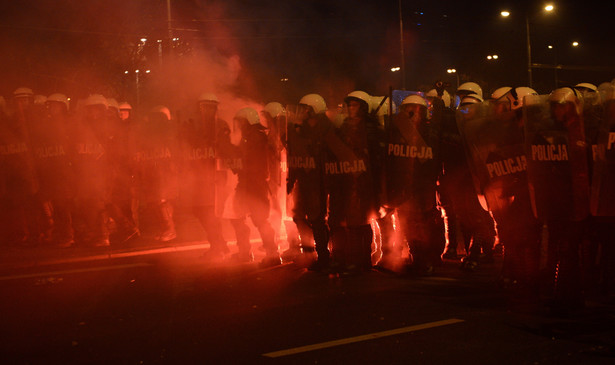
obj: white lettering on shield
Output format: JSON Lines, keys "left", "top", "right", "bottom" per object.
{"left": 387, "top": 144, "right": 433, "bottom": 159}
{"left": 486, "top": 155, "right": 527, "bottom": 178}
{"left": 608, "top": 132, "right": 615, "bottom": 150}
{"left": 530, "top": 144, "right": 569, "bottom": 161}
{"left": 325, "top": 160, "right": 367, "bottom": 174}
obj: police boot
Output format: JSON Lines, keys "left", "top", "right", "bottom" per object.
{"left": 309, "top": 220, "right": 330, "bottom": 272}
{"left": 230, "top": 218, "right": 253, "bottom": 263}
{"left": 258, "top": 222, "right": 282, "bottom": 268}
{"left": 157, "top": 200, "right": 177, "bottom": 242}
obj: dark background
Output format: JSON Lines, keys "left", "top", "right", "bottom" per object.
{"left": 1, "top": 0, "right": 613, "bottom": 109}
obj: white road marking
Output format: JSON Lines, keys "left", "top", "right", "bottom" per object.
{"left": 262, "top": 318, "right": 465, "bottom": 358}
{"left": 0, "top": 262, "right": 153, "bottom": 281}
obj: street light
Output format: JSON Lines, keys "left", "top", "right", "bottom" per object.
{"left": 124, "top": 69, "right": 152, "bottom": 106}
{"left": 547, "top": 45, "right": 558, "bottom": 88}
{"left": 447, "top": 68, "right": 459, "bottom": 89}
{"left": 398, "top": 0, "right": 406, "bottom": 90}
{"left": 501, "top": 4, "right": 555, "bottom": 88}
{"left": 486, "top": 54, "right": 499, "bottom": 60}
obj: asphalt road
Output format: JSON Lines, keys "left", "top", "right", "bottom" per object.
{"left": 1, "top": 249, "right": 614, "bottom": 364}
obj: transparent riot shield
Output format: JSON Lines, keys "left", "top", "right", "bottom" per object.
{"left": 523, "top": 94, "right": 590, "bottom": 221}
{"left": 456, "top": 101, "right": 527, "bottom": 215}
{"left": 590, "top": 95, "right": 615, "bottom": 216}
{"left": 454, "top": 101, "right": 489, "bottom": 210}
{"left": 386, "top": 110, "right": 440, "bottom": 211}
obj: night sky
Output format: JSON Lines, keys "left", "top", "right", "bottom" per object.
{"left": 1, "top": 0, "right": 613, "bottom": 108}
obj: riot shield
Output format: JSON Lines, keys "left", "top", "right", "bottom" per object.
{"left": 178, "top": 119, "right": 217, "bottom": 209}
{"left": 385, "top": 110, "right": 440, "bottom": 212}
{"left": 454, "top": 101, "right": 489, "bottom": 209}
{"left": 266, "top": 111, "right": 288, "bottom": 237}
{"left": 523, "top": 94, "right": 590, "bottom": 221}
{"left": 325, "top": 115, "right": 383, "bottom": 226}
{"left": 456, "top": 101, "right": 528, "bottom": 215}
{"left": 285, "top": 111, "right": 330, "bottom": 221}
{"left": 590, "top": 96, "right": 615, "bottom": 216}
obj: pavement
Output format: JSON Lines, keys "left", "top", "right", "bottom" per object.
{"left": 0, "top": 236, "right": 216, "bottom": 272}
{"left": 0, "top": 214, "right": 274, "bottom": 272}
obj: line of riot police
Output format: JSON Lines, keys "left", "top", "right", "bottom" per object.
{"left": 2, "top": 79, "right": 614, "bottom": 312}
{"left": 1, "top": 89, "right": 140, "bottom": 248}
{"left": 452, "top": 80, "right": 615, "bottom": 314}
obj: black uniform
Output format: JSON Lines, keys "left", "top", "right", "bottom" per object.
{"left": 0, "top": 109, "right": 39, "bottom": 245}
{"left": 384, "top": 102, "right": 441, "bottom": 274}
{"left": 286, "top": 113, "right": 332, "bottom": 267}
{"left": 525, "top": 94, "right": 590, "bottom": 312}
{"left": 327, "top": 112, "right": 385, "bottom": 273}
{"left": 70, "top": 106, "right": 111, "bottom": 246}
{"left": 178, "top": 115, "right": 230, "bottom": 256}
{"left": 30, "top": 107, "right": 75, "bottom": 246}
{"left": 227, "top": 120, "right": 279, "bottom": 264}
{"left": 133, "top": 111, "right": 179, "bottom": 242}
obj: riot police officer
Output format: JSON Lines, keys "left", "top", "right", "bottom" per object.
{"left": 0, "top": 87, "right": 39, "bottom": 245}
{"left": 71, "top": 94, "right": 112, "bottom": 246}
{"left": 327, "top": 90, "right": 385, "bottom": 275}
{"left": 525, "top": 87, "right": 591, "bottom": 313}
{"left": 261, "top": 102, "right": 290, "bottom": 259}
{"left": 29, "top": 93, "right": 76, "bottom": 247}
{"left": 383, "top": 94, "right": 441, "bottom": 275}
{"left": 286, "top": 94, "right": 332, "bottom": 271}
{"left": 133, "top": 106, "right": 179, "bottom": 243}
{"left": 178, "top": 93, "right": 230, "bottom": 259}
{"left": 105, "top": 98, "right": 140, "bottom": 244}
{"left": 227, "top": 107, "right": 281, "bottom": 267}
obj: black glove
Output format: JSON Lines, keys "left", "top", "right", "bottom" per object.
{"left": 434, "top": 81, "right": 445, "bottom": 97}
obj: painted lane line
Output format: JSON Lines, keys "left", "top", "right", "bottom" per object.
{"left": 262, "top": 318, "right": 465, "bottom": 358}
{"left": 0, "top": 262, "right": 153, "bottom": 281}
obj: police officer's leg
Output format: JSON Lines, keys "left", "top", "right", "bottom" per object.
{"left": 438, "top": 182, "right": 461, "bottom": 259}
{"left": 88, "top": 196, "right": 110, "bottom": 247}
{"left": 309, "top": 215, "right": 330, "bottom": 268}
{"left": 157, "top": 199, "right": 177, "bottom": 242}
{"left": 329, "top": 220, "right": 348, "bottom": 270}
{"left": 54, "top": 197, "right": 75, "bottom": 247}
{"left": 358, "top": 223, "right": 375, "bottom": 270}
{"left": 429, "top": 207, "right": 447, "bottom": 266}
{"left": 597, "top": 219, "right": 615, "bottom": 296}
{"left": 294, "top": 218, "right": 315, "bottom": 252}
{"left": 249, "top": 193, "right": 280, "bottom": 266}
{"left": 194, "top": 205, "right": 228, "bottom": 253}
{"left": 376, "top": 209, "right": 403, "bottom": 268}
{"left": 283, "top": 191, "right": 308, "bottom": 259}
{"left": 522, "top": 220, "right": 543, "bottom": 296}
{"left": 408, "top": 208, "right": 434, "bottom": 275}
{"left": 549, "top": 220, "right": 585, "bottom": 312}
{"left": 230, "top": 217, "right": 252, "bottom": 260}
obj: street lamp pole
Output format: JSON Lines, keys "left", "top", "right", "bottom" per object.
{"left": 398, "top": 0, "right": 406, "bottom": 90}
{"left": 167, "top": 0, "right": 173, "bottom": 40}
{"left": 135, "top": 70, "right": 140, "bottom": 107}
{"left": 447, "top": 69, "right": 459, "bottom": 89}
{"left": 525, "top": 15, "right": 533, "bottom": 88}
